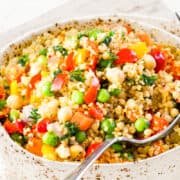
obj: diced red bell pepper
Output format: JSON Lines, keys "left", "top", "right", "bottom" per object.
{"left": 51, "top": 73, "right": 68, "bottom": 91}
{"left": 123, "top": 24, "right": 133, "bottom": 34}
{"left": 4, "top": 120, "right": 25, "bottom": 134}
{"left": 88, "top": 56, "right": 98, "bottom": 71}
{"left": 88, "top": 40, "right": 99, "bottom": 54}
{"left": 86, "top": 142, "right": 102, "bottom": 157}
{"left": 84, "top": 76, "right": 100, "bottom": 104}
{"left": 114, "top": 48, "right": 137, "bottom": 65}
{"left": 37, "top": 118, "right": 51, "bottom": 133}
{"left": 150, "top": 49, "right": 166, "bottom": 73}
{"left": 65, "top": 52, "right": 75, "bottom": 72}
{"left": 150, "top": 116, "right": 169, "bottom": 133}
{"left": 0, "top": 87, "right": 5, "bottom": 99}
{"left": 88, "top": 105, "right": 103, "bottom": 120}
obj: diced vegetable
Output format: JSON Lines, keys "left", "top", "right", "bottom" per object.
{"left": 4, "top": 120, "right": 25, "bottom": 134}
{"left": 140, "top": 74, "right": 157, "bottom": 86}
{"left": 41, "top": 82, "right": 53, "bottom": 96}
{"left": 51, "top": 74, "right": 68, "bottom": 91}
{"left": 97, "top": 59, "right": 113, "bottom": 69}
{"left": 115, "top": 48, "right": 137, "bottom": 65}
{"left": 53, "top": 45, "right": 68, "bottom": 56}
{"left": 0, "top": 86, "right": 5, "bottom": 99}
{"left": 75, "top": 49, "right": 89, "bottom": 65}
{"left": 41, "top": 144, "right": 57, "bottom": 160}
{"left": 88, "top": 40, "right": 99, "bottom": 54}
{"left": 37, "top": 118, "right": 51, "bottom": 133}
{"left": 9, "top": 109, "right": 19, "bottom": 122}
{"left": 86, "top": 28, "right": 103, "bottom": 40}
{"left": 135, "top": 117, "right": 149, "bottom": 132}
{"left": 136, "top": 33, "right": 151, "bottom": 46}
{"left": 86, "top": 142, "right": 101, "bottom": 157}
{"left": 70, "top": 144, "right": 85, "bottom": 159}
{"left": 65, "top": 52, "right": 75, "bottom": 71}
{"left": 71, "top": 90, "right": 84, "bottom": 105}
{"left": 10, "top": 80, "right": 18, "bottom": 95}
{"left": 0, "top": 100, "right": 6, "bottom": 110}
{"left": 129, "top": 42, "right": 148, "bottom": 58}
{"left": 150, "top": 49, "right": 166, "bottom": 73}
{"left": 71, "top": 112, "right": 94, "bottom": 131}
{"left": 111, "top": 143, "right": 123, "bottom": 152}
{"left": 42, "top": 132, "right": 59, "bottom": 146}
{"left": 37, "top": 55, "right": 47, "bottom": 64}
{"left": 65, "top": 122, "right": 79, "bottom": 136}
{"left": 109, "top": 88, "right": 121, "bottom": 96}
{"left": 105, "top": 134, "right": 114, "bottom": 140}
{"left": 58, "top": 107, "right": 72, "bottom": 123}
{"left": 39, "top": 48, "right": 47, "bottom": 56}
{"left": 84, "top": 76, "right": 99, "bottom": 104}
{"left": 100, "top": 118, "right": 116, "bottom": 134}
{"left": 75, "top": 131, "right": 86, "bottom": 143}
{"left": 151, "top": 116, "right": 168, "bottom": 133}
{"left": 26, "top": 138, "right": 42, "bottom": 156}
{"left": 88, "top": 105, "right": 103, "bottom": 120}
{"left": 97, "top": 89, "right": 110, "bottom": 103}
{"left": 18, "top": 55, "right": 29, "bottom": 66}
{"left": 70, "top": 69, "right": 85, "bottom": 82}
{"left": 11, "top": 132, "right": 27, "bottom": 146}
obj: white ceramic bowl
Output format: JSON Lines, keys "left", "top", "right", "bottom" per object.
{"left": 0, "top": 15, "right": 180, "bottom": 180}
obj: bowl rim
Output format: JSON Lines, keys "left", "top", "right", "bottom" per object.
{"left": 0, "top": 13, "right": 179, "bottom": 166}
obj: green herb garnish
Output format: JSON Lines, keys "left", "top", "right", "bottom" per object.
{"left": 0, "top": 100, "right": 6, "bottom": 110}
{"left": 29, "top": 108, "right": 41, "bottom": 122}
{"left": 70, "top": 69, "right": 86, "bottom": 82}
{"left": 109, "top": 88, "right": 121, "bottom": 96}
{"left": 53, "top": 68, "right": 62, "bottom": 78}
{"left": 141, "top": 74, "right": 157, "bottom": 86}
{"left": 53, "top": 45, "right": 68, "bottom": 56}
{"left": 11, "top": 133, "right": 28, "bottom": 146}
{"left": 18, "top": 55, "right": 29, "bottom": 66}
{"left": 39, "top": 48, "right": 47, "bottom": 56}
{"left": 101, "top": 31, "right": 115, "bottom": 46}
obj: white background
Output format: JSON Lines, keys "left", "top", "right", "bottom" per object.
{"left": 0, "top": 0, "right": 179, "bottom": 33}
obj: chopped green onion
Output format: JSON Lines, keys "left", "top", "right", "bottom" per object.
{"left": 11, "top": 133, "right": 27, "bottom": 146}
{"left": 29, "top": 108, "right": 41, "bottom": 122}
{"left": 0, "top": 100, "right": 6, "bottom": 110}
{"left": 9, "top": 109, "right": 19, "bottom": 122}
{"left": 101, "top": 31, "right": 115, "bottom": 46}
{"left": 111, "top": 143, "right": 123, "bottom": 152}
{"left": 18, "top": 55, "right": 29, "bottom": 66}
{"left": 140, "top": 74, "right": 157, "bottom": 86}
{"left": 53, "top": 45, "right": 68, "bottom": 56}
{"left": 39, "top": 48, "right": 47, "bottom": 56}
{"left": 109, "top": 88, "right": 121, "bottom": 96}
{"left": 70, "top": 69, "right": 85, "bottom": 82}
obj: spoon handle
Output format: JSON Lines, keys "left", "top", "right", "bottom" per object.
{"left": 65, "top": 138, "right": 117, "bottom": 180}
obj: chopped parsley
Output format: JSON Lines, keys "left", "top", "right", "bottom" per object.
{"left": 109, "top": 88, "right": 121, "bottom": 96}
{"left": 141, "top": 74, "right": 157, "bottom": 86}
{"left": 39, "top": 48, "right": 47, "bottom": 56}
{"left": 101, "top": 31, "right": 115, "bottom": 46}
{"left": 70, "top": 69, "right": 86, "bottom": 82}
{"left": 59, "top": 122, "right": 79, "bottom": 141}
{"left": 29, "top": 108, "right": 41, "bottom": 123}
{"left": 53, "top": 68, "right": 62, "bottom": 78}
{"left": 18, "top": 55, "right": 29, "bottom": 66}
{"left": 53, "top": 45, "right": 68, "bottom": 56}
{"left": 0, "top": 100, "right": 6, "bottom": 110}
{"left": 11, "top": 133, "right": 28, "bottom": 146}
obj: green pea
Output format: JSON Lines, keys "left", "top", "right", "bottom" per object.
{"left": 41, "top": 82, "right": 54, "bottom": 96}
{"left": 9, "top": 109, "right": 20, "bottom": 122}
{"left": 105, "top": 134, "right": 114, "bottom": 140}
{"left": 135, "top": 117, "right": 149, "bottom": 132}
{"left": 111, "top": 143, "right": 123, "bottom": 152}
{"left": 100, "top": 118, "right": 116, "bottom": 134}
{"left": 37, "top": 55, "right": 47, "bottom": 64}
{"left": 71, "top": 90, "right": 84, "bottom": 104}
{"left": 127, "top": 153, "right": 134, "bottom": 160}
{"left": 75, "top": 131, "right": 86, "bottom": 143}
{"left": 97, "top": 89, "right": 110, "bottom": 103}
{"left": 42, "top": 132, "right": 59, "bottom": 146}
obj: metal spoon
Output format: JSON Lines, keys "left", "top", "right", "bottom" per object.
{"left": 65, "top": 114, "right": 180, "bottom": 180}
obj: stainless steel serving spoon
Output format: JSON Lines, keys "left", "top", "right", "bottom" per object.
{"left": 65, "top": 114, "right": 180, "bottom": 180}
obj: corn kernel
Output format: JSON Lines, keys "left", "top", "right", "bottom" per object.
{"left": 10, "top": 80, "right": 18, "bottom": 95}
{"left": 41, "top": 144, "right": 57, "bottom": 160}
{"left": 75, "top": 49, "right": 89, "bottom": 65}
